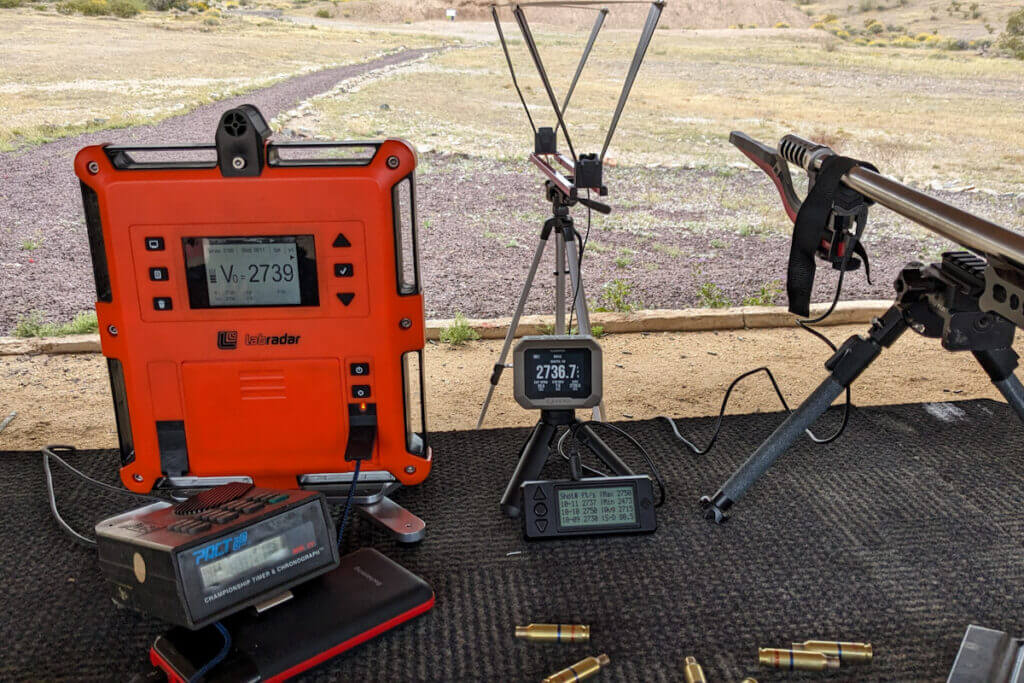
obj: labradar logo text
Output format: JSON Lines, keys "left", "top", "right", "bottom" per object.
{"left": 218, "top": 330, "right": 301, "bottom": 348}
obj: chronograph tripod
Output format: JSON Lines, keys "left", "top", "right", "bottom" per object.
{"left": 500, "top": 335, "right": 634, "bottom": 518}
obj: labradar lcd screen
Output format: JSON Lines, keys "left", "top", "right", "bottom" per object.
{"left": 183, "top": 235, "right": 319, "bottom": 308}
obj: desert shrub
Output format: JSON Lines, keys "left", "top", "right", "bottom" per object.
{"left": 314, "top": 7, "right": 329, "bottom": 16}
{"left": 592, "top": 279, "right": 642, "bottom": 313}
{"left": 108, "top": 0, "right": 143, "bottom": 16}
{"left": 822, "top": 13, "right": 838, "bottom": 22}
{"left": 202, "top": 13, "right": 218, "bottom": 24}
{"left": 854, "top": 37, "right": 869, "bottom": 45}
{"left": 868, "top": 39, "right": 888, "bottom": 47}
{"left": 774, "top": 21, "right": 789, "bottom": 28}
{"left": 998, "top": 7, "right": 1024, "bottom": 59}
{"left": 742, "top": 281, "right": 783, "bottom": 307}
{"left": 858, "top": 0, "right": 875, "bottom": 11}
{"left": 866, "top": 21, "right": 884, "bottom": 34}
{"left": 0, "top": 0, "right": 24, "bottom": 8}
{"left": 439, "top": 312, "right": 479, "bottom": 346}
{"left": 146, "top": 0, "right": 187, "bottom": 9}
{"left": 893, "top": 35, "right": 919, "bottom": 47}
{"left": 697, "top": 281, "right": 731, "bottom": 309}
{"left": 941, "top": 37, "right": 969, "bottom": 50}
{"left": 835, "top": 29, "right": 851, "bottom": 39}
{"left": 58, "top": 0, "right": 110, "bottom": 14}
{"left": 811, "top": 21, "right": 826, "bottom": 29}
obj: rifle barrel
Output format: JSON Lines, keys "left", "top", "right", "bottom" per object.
{"left": 844, "top": 166, "right": 1024, "bottom": 267}
{"left": 783, "top": 134, "right": 1024, "bottom": 266}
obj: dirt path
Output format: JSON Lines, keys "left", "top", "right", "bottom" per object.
{"left": 2, "top": 325, "right": 1016, "bottom": 451}
{"left": 0, "top": 47, "right": 436, "bottom": 332}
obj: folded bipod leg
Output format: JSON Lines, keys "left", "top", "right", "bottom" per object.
{"left": 700, "top": 306, "right": 908, "bottom": 523}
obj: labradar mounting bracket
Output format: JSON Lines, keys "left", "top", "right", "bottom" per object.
{"left": 75, "top": 105, "right": 431, "bottom": 541}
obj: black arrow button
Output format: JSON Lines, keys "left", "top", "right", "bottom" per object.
{"left": 337, "top": 293, "right": 355, "bottom": 306}
{"left": 332, "top": 234, "right": 351, "bottom": 248}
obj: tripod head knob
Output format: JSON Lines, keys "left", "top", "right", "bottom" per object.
{"left": 578, "top": 196, "right": 611, "bottom": 215}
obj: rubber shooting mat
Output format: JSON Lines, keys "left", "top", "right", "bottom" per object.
{"left": 3, "top": 399, "right": 1023, "bottom": 681}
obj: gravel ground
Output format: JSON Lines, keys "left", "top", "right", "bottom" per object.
{"left": 413, "top": 155, "right": 1022, "bottom": 319}
{"left": 3, "top": 48, "right": 1023, "bottom": 331}
{"left": 0, "top": 47, "right": 436, "bottom": 333}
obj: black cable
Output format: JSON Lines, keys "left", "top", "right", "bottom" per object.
{"left": 336, "top": 459, "right": 362, "bottom": 549}
{"left": 566, "top": 188, "right": 592, "bottom": 335}
{"left": 41, "top": 445, "right": 164, "bottom": 547}
{"left": 574, "top": 420, "right": 667, "bottom": 506}
{"left": 660, "top": 214, "right": 869, "bottom": 453}
{"left": 188, "top": 621, "right": 231, "bottom": 683}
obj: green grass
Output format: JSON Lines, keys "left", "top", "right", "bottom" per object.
{"left": 652, "top": 243, "right": 685, "bottom": 258}
{"left": 741, "top": 280, "right": 784, "bottom": 306}
{"left": 11, "top": 310, "right": 98, "bottom": 338}
{"left": 438, "top": 312, "right": 480, "bottom": 346}
{"left": 20, "top": 238, "right": 41, "bottom": 251}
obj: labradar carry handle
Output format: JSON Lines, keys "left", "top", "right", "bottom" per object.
{"left": 730, "top": 131, "right": 875, "bottom": 316}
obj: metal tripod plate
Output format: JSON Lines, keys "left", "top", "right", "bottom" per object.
{"left": 356, "top": 496, "right": 426, "bottom": 544}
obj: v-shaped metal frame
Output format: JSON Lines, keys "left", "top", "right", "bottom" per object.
{"left": 477, "top": 2, "right": 664, "bottom": 429}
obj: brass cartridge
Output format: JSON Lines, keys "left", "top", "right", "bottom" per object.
{"left": 515, "top": 623, "right": 590, "bottom": 643}
{"left": 758, "top": 648, "right": 839, "bottom": 671}
{"left": 792, "top": 640, "right": 873, "bottom": 664}
{"left": 683, "top": 656, "right": 707, "bottom": 683}
{"left": 543, "top": 654, "right": 610, "bottom": 683}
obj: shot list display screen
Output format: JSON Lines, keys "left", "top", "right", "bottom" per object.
{"left": 557, "top": 485, "right": 637, "bottom": 528}
{"left": 183, "top": 235, "right": 319, "bottom": 309}
{"left": 523, "top": 348, "right": 591, "bottom": 400}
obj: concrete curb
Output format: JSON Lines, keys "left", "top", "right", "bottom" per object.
{"left": 0, "top": 300, "right": 893, "bottom": 356}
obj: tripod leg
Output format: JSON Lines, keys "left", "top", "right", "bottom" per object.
{"left": 562, "top": 228, "right": 607, "bottom": 421}
{"left": 477, "top": 230, "right": 552, "bottom": 429}
{"left": 700, "top": 306, "right": 908, "bottom": 523}
{"left": 574, "top": 423, "right": 634, "bottom": 476}
{"left": 555, "top": 231, "right": 566, "bottom": 334}
{"left": 974, "top": 347, "right": 1024, "bottom": 423}
{"left": 500, "top": 420, "right": 559, "bottom": 517}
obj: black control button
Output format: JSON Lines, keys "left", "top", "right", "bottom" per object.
{"left": 352, "top": 385, "right": 371, "bottom": 400}
{"left": 534, "top": 503, "right": 547, "bottom": 517}
{"left": 337, "top": 293, "right": 355, "bottom": 306}
{"left": 149, "top": 267, "right": 169, "bottom": 282}
{"left": 334, "top": 263, "right": 354, "bottom": 278}
{"left": 535, "top": 519, "right": 548, "bottom": 532}
{"left": 332, "top": 234, "right": 351, "bottom": 248}
{"left": 350, "top": 363, "right": 370, "bottom": 377}
{"left": 145, "top": 237, "right": 165, "bottom": 251}
{"left": 153, "top": 297, "right": 173, "bottom": 311}
{"left": 239, "top": 503, "right": 263, "bottom": 514}
{"left": 533, "top": 488, "right": 547, "bottom": 501}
